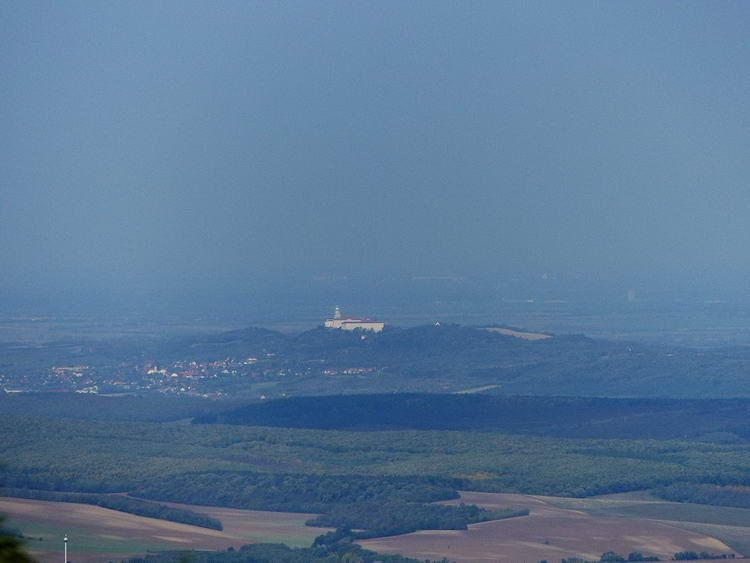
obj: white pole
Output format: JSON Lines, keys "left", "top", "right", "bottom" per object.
{"left": 64, "top": 535, "right": 68, "bottom": 563}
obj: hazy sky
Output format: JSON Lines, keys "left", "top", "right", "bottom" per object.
{"left": 2, "top": 1, "right": 750, "bottom": 297}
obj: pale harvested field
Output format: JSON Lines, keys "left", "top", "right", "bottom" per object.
{"left": 453, "top": 384, "right": 502, "bottom": 394}
{"left": 360, "top": 492, "right": 739, "bottom": 563}
{"left": 0, "top": 497, "right": 329, "bottom": 563}
{"left": 481, "top": 327, "right": 552, "bottom": 340}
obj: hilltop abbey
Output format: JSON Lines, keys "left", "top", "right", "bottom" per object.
{"left": 324, "top": 306, "right": 385, "bottom": 332}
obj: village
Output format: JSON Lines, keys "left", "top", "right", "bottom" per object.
{"left": 0, "top": 308, "right": 386, "bottom": 397}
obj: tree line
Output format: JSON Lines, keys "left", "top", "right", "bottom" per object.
{"left": 307, "top": 503, "right": 528, "bottom": 538}
{"left": 125, "top": 540, "right": 453, "bottom": 563}
{"left": 550, "top": 551, "right": 735, "bottom": 563}
{"left": 656, "top": 482, "right": 750, "bottom": 511}
{"left": 130, "top": 471, "right": 520, "bottom": 535}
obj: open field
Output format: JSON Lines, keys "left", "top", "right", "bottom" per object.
{"left": 481, "top": 327, "right": 552, "bottom": 340}
{"left": 360, "top": 492, "right": 742, "bottom": 563}
{"left": 5, "top": 491, "right": 750, "bottom": 563}
{"left": 155, "top": 499, "right": 331, "bottom": 546}
{"left": 0, "top": 496, "right": 329, "bottom": 562}
{"left": 540, "top": 494, "right": 750, "bottom": 556}
{"left": 545, "top": 495, "right": 750, "bottom": 527}
{"left": 659, "top": 521, "right": 750, "bottom": 560}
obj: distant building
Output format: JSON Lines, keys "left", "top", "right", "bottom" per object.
{"left": 324, "top": 306, "right": 385, "bottom": 332}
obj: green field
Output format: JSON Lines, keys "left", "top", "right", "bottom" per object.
{"left": 546, "top": 497, "right": 750, "bottom": 526}
{"left": 0, "top": 495, "right": 331, "bottom": 561}
{"left": 598, "top": 501, "right": 750, "bottom": 527}
{"left": 4, "top": 517, "right": 177, "bottom": 555}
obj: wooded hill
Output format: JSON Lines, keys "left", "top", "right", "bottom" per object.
{"left": 158, "top": 324, "right": 750, "bottom": 398}
{"left": 5, "top": 322, "right": 750, "bottom": 398}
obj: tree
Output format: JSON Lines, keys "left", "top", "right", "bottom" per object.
{"left": 0, "top": 517, "right": 34, "bottom": 563}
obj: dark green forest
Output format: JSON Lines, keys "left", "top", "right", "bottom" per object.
{"left": 130, "top": 472, "right": 461, "bottom": 512}
{"left": 5, "top": 392, "right": 750, "bottom": 443}
{"left": 193, "top": 393, "right": 750, "bottom": 442}
{"left": 5, "top": 415, "right": 750, "bottom": 505}
{"left": 305, "top": 502, "right": 528, "bottom": 538}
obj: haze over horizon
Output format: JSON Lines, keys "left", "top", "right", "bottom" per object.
{"left": 3, "top": 1, "right": 750, "bottom": 308}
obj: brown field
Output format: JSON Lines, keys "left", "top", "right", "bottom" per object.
{"left": 0, "top": 497, "right": 330, "bottom": 562}
{"left": 360, "top": 492, "right": 739, "bottom": 563}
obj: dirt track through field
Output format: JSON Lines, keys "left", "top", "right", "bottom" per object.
{"left": 360, "top": 492, "right": 738, "bottom": 563}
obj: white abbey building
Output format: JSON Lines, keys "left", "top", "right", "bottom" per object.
{"left": 324, "top": 307, "right": 385, "bottom": 332}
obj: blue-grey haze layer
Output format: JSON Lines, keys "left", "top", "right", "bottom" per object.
{"left": 2, "top": 1, "right": 749, "bottom": 307}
